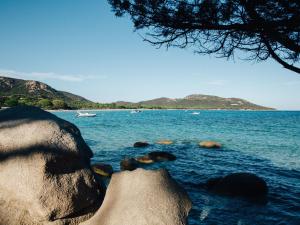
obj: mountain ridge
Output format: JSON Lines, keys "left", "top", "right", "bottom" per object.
{"left": 0, "top": 76, "right": 90, "bottom": 102}
{"left": 0, "top": 76, "right": 274, "bottom": 110}
{"left": 117, "top": 94, "right": 273, "bottom": 110}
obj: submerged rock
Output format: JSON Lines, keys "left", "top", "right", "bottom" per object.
{"left": 120, "top": 158, "right": 139, "bottom": 171}
{"left": 156, "top": 140, "right": 173, "bottom": 145}
{"left": 136, "top": 155, "right": 155, "bottom": 164}
{"left": 80, "top": 169, "right": 192, "bottom": 225}
{"left": 0, "top": 106, "right": 103, "bottom": 225}
{"left": 92, "top": 163, "right": 113, "bottom": 177}
{"left": 148, "top": 151, "right": 177, "bottom": 161}
{"left": 136, "top": 151, "right": 176, "bottom": 164}
{"left": 199, "top": 141, "right": 221, "bottom": 149}
{"left": 133, "top": 141, "right": 149, "bottom": 148}
{"left": 206, "top": 172, "right": 268, "bottom": 198}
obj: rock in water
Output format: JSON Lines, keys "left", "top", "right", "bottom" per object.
{"left": 206, "top": 172, "right": 268, "bottom": 198}
{"left": 92, "top": 163, "right": 114, "bottom": 177}
{"left": 133, "top": 141, "right": 149, "bottom": 148}
{"left": 120, "top": 158, "right": 139, "bottom": 171}
{"left": 156, "top": 140, "right": 173, "bottom": 145}
{"left": 80, "top": 169, "right": 192, "bottom": 225}
{"left": 199, "top": 141, "right": 221, "bottom": 149}
{"left": 136, "top": 151, "right": 176, "bottom": 164}
{"left": 0, "top": 106, "right": 104, "bottom": 225}
{"left": 148, "top": 151, "right": 176, "bottom": 161}
{"left": 136, "top": 155, "right": 155, "bottom": 164}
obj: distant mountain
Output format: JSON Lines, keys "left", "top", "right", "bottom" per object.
{"left": 115, "top": 94, "right": 274, "bottom": 110}
{"left": 0, "top": 76, "right": 91, "bottom": 105}
{"left": 0, "top": 76, "right": 273, "bottom": 110}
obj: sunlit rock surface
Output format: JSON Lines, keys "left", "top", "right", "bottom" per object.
{"left": 81, "top": 168, "right": 192, "bottom": 225}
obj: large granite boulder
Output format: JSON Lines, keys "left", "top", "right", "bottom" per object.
{"left": 81, "top": 169, "right": 192, "bottom": 225}
{"left": 0, "top": 106, "right": 104, "bottom": 225}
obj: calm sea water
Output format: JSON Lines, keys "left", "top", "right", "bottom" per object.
{"left": 54, "top": 110, "right": 300, "bottom": 225}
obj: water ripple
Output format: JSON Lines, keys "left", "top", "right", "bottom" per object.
{"left": 54, "top": 110, "right": 300, "bottom": 225}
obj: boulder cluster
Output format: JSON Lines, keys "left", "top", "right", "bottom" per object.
{"left": 0, "top": 106, "right": 269, "bottom": 224}
{"left": 93, "top": 138, "right": 268, "bottom": 203}
{"left": 119, "top": 150, "right": 177, "bottom": 171}
{"left": 94, "top": 141, "right": 178, "bottom": 172}
{"left": 0, "top": 106, "right": 192, "bottom": 225}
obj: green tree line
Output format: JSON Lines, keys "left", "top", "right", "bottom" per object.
{"left": 0, "top": 95, "right": 163, "bottom": 110}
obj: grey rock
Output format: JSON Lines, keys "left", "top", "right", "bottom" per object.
{"left": 81, "top": 168, "right": 192, "bottom": 225}
{"left": 0, "top": 106, "right": 104, "bottom": 225}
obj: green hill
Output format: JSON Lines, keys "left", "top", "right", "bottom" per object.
{"left": 0, "top": 76, "right": 273, "bottom": 110}
{"left": 0, "top": 76, "right": 89, "bottom": 102}
{"left": 0, "top": 76, "right": 93, "bottom": 109}
{"left": 131, "top": 94, "right": 273, "bottom": 110}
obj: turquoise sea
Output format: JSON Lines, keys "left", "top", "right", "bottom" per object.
{"left": 54, "top": 110, "right": 300, "bottom": 225}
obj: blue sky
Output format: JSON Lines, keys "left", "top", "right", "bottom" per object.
{"left": 0, "top": 0, "right": 300, "bottom": 109}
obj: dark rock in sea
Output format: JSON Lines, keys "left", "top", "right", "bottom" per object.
{"left": 92, "top": 163, "right": 114, "bottom": 177}
{"left": 156, "top": 139, "right": 174, "bottom": 145}
{"left": 199, "top": 140, "right": 221, "bottom": 149}
{"left": 80, "top": 169, "right": 192, "bottom": 225}
{"left": 0, "top": 106, "right": 103, "bottom": 225}
{"left": 120, "top": 158, "right": 139, "bottom": 171}
{"left": 148, "top": 151, "right": 177, "bottom": 161}
{"left": 133, "top": 141, "right": 149, "bottom": 148}
{"left": 206, "top": 172, "right": 268, "bottom": 198}
{"left": 136, "top": 151, "right": 177, "bottom": 164}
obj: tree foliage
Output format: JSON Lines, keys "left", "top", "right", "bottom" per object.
{"left": 52, "top": 99, "right": 67, "bottom": 109}
{"left": 18, "top": 97, "right": 35, "bottom": 106}
{"left": 37, "top": 99, "right": 53, "bottom": 109}
{"left": 4, "top": 97, "right": 18, "bottom": 107}
{"left": 108, "top": 0, "right": 300, "bottom": 74}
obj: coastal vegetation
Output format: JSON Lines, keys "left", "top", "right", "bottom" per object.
{"left": 0, "top": 76, "right": 273, "bottom": 110}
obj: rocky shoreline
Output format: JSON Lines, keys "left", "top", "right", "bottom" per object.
{"left": 0, "top": 106, "right": 269, "bottom": 225}
{"left": 0, "top": 106, "right": 192, "bottom": 225}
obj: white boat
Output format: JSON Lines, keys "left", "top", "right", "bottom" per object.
{"left": 76, "top": 111, "right": 96, "bottom": 117}
{"left": 191, "top": 112, "right": 200, "bottom": 115}
{"left": 130, "top": 110, "right": 142, "bottom": 114}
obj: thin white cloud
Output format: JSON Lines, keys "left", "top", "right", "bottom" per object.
{"left": 0, "top": 69, "right": 107, "bottom": 82}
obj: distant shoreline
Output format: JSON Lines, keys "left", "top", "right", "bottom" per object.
{"left": 7, "top": 107, "right": 300, "bottom": 112}
{"left": 46, "top": 108, "right": 280, "bottom": 112}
